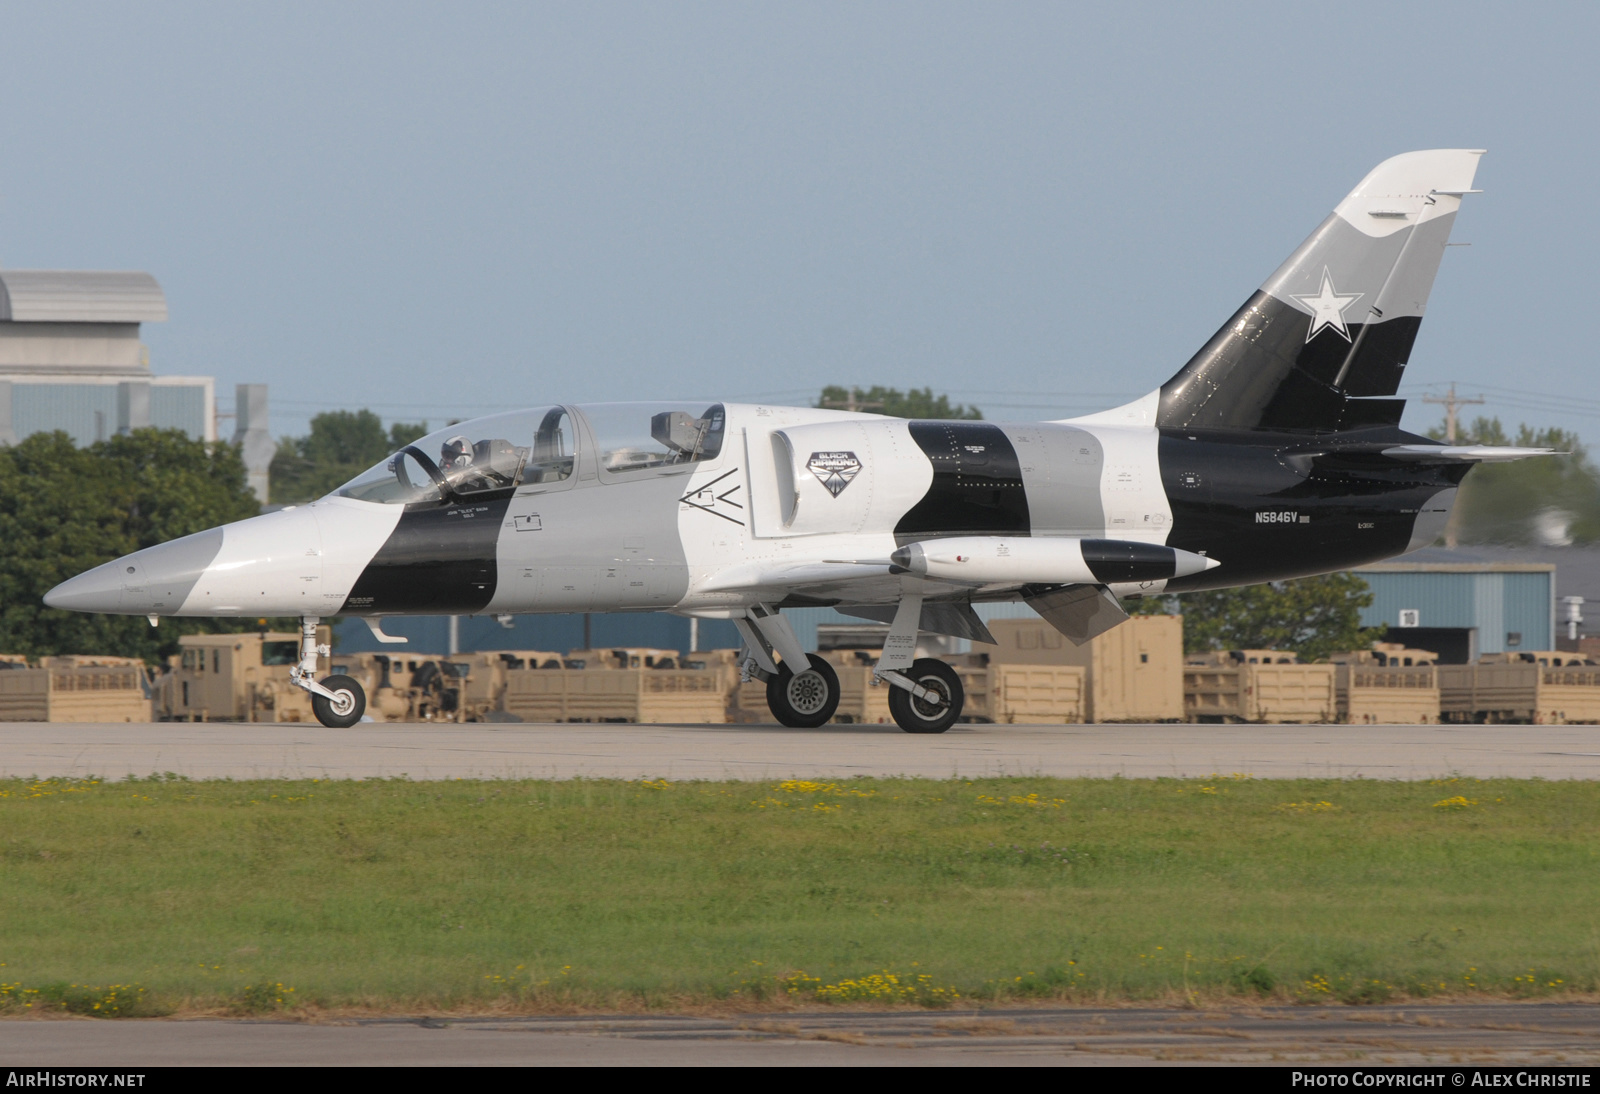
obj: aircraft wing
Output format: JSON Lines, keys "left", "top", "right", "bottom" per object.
{"left": 697, "top": 560, "right": 899, "bottom": 594}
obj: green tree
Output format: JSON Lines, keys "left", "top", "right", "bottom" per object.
{"left": 816, "top": 386, "right": 982, "bottom": 420}
{"left": 1426, "top": 416, "right": 1600, "bottom": 546}
{"left": 0, "top": 429, "right": 268, "bottom": 663}
{"left": 1132, "top": 573, "right": 1385, "bottom": 662}
{"left": 270, "top": 411, "right": 428, "bottom": 504}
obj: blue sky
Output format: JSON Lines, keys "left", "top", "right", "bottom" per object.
{"left": 1, "top": 2, "right": 1595, "bottom": 441}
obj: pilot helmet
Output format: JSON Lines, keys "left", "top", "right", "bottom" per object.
{"left": 440, "top": 435, "right": 474, "bottom": 469}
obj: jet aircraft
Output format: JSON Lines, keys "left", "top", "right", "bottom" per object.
{"left": 46, "top": 149, "right": 1552, "bottom": 731}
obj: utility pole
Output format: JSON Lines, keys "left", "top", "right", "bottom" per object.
{"left": 820, "top": 387, "right": 885, "bottom": 414}
{"left": 1422, "top": 383, "right": 1485, "bottom": 443}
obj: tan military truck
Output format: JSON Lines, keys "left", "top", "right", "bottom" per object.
{"left": 0, "top": 656, "right": 152, "bottom": 722}
{"left": 1184, "top": 650, "right": 1337, "bottom": 723}
{"left": 1330, "top": 643, "right": 1440, "bottom": 724}
{"left": 331, "top": 650, "right": 555, "bottom": 723}
{"left": 500, "top": 650, "right": 726, "bottom": 723}
{"left": 562, "top": 648, "right": 685, "bottom": 669}
{"left": 1438, "top": 651, "right": 1600, "bottom": 724}
{"left": 982, "top": 660, "right": 1086, "bottom": 723}
{"left": 987, "top": 615, "right": 1183, "bottom": 722}
{"left": 158, "top": 629, "right": 329, "bottom": 722}
{"left": 453, "top": 650, "right": 562, "bottom": 721}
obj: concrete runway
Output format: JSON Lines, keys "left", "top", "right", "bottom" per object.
{"left": 1, "top": 720, "right": 1598, "bottom": 780}
{"left": 4, "top": 1004, "right": 1599, "bottom": 1066}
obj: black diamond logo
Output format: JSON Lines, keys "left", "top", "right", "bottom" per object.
{"left": 807, "top": 451, "right": 862, "bottom": 497}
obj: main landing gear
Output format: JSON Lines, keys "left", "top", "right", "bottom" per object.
{"left": 734, "top": 608, "right": 841, "bottom": 728}
{"left": 733, "top": 598, "right": 966, "bottom": 733}
{"left": 885, "top": 657, "right": 964, "bottom": 734}
{"left": 871, "top": 593, "right": 964, "bottom": 733}
{"left": 292, "top": 616, "right": 368, "bottom": 728}
{"left": 767, "top": 654, "right": 841, "bottom": 728}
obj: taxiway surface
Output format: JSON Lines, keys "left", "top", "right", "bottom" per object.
{"left": 5, "top": 1004, "right": 1599, "bottom": 1066}
{"left": 1, "top": 721, "right": 1596, "bottom": 780}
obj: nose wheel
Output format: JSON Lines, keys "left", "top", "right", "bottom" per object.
{"left": 311, "top": 674, "right": 367, "bottom": 729}
{"left": 766, "top": 653, "right": 841, "bottom": 728}
{"left": 887, "top": 658, "right": 964, "bottom": 734}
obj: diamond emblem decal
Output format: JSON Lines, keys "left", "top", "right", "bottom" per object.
{"left": 807, "top": 451, "right": 862, "bottom": 497}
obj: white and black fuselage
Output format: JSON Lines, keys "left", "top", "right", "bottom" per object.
{"left": 38, "top": 395, "right": 1471, "bottom": 621}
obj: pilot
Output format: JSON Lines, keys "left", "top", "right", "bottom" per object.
{"left": 440, "top": 435, "right": 474, "bottom": 474}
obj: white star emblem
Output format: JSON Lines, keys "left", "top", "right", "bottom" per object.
{"left": 1291, "top": 268, "right": 1363, "bottom": 343}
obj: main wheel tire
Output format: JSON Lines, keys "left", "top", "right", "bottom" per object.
{"left": 766, "top": 654, "right": 841, "bottom": 728}
{"left": 312, "top": 674, "right": 367, "bottom": 728}
{"left": 887, "top": 658, "right": 964, "bottom": 734}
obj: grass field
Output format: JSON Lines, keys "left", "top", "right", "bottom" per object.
{"left": 0, "top": 773, "right": 1596, "bottom": 1016}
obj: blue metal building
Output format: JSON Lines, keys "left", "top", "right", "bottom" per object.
{"left": 1352, "top": 561, "right": 1555, "bottom": 662}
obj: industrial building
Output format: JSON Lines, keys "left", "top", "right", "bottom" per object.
{"left": 0, "top": 269, "right": 208, "bottom": 443}
{"left": 1354, "top": 558, "right": 1556, "bottom": 663}
{"left": 0, "top": 269, "right": 273, "bottom": 501}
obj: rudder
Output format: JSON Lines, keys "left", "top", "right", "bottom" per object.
{"left": 1158, "top": 150, "right": 1483, "bottom": 433}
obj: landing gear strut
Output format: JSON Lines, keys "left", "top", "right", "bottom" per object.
{"left": 874, "top": 592, "right": 965, "bottom": 734}
{"left": 291, "top": 616, "right": 368, "bottom": 728}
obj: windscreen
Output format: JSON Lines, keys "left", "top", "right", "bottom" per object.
{"left": 335, "top": 407, "right": 574, "bottom": 505}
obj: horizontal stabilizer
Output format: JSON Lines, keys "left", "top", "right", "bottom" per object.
{"left": 1381, "top": 444, "right": 1559, "bottom": 463}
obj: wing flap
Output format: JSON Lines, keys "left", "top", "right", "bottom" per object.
{"left": 838, "top": 602, "right": 997, "bottom": 644}
{"left": 1023, "top": 584, "right": 1129, "bottom": 645}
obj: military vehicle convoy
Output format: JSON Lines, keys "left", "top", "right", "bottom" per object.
{"left": 13, "top": 623, "right": 1599, "bottom": 726}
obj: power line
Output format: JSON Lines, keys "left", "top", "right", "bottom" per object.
{"left": 1420, "top": 384, "right": 1485, "bottom": 443}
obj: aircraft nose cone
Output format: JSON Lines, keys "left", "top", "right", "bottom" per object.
{"left": 44, "top": 528, "right": 225, "bottom": 616}
{"left": 43, "top": 559, "right": 128, "bottom": 612}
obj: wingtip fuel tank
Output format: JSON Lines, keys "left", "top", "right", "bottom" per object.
{"left": 889, "top": 537, "right": 1217, "bottom": 585}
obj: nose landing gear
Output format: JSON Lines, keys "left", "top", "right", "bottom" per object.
{"left": 311, "top": 674, "right": 367, "bottom": 729}
{"left": 291, "top": 616, "right": 369, "bottom": 728}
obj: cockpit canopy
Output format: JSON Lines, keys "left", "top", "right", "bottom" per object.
{"left": 579, "top": 402, "right": 725, "bottom": 475}
{"left": 333, "top": 402, "right": 726, "bottom": 505}
{"left": 336, "top": 407, "right": 575, "bottom": 506}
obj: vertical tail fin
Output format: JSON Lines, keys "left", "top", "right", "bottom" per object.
{"left": 1158, "top": 149, "right": 1483, "bottom": 433}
